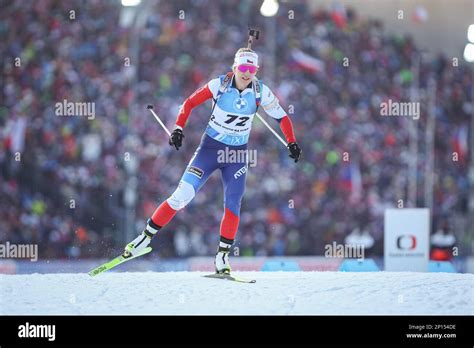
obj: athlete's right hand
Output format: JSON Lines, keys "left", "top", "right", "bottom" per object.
{"left": 169, "top": 128, "right": 184, "bottom": 150}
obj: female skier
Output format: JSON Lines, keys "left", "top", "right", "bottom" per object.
{"left": 124, "top": 47, "right": 301, "bottom": 275}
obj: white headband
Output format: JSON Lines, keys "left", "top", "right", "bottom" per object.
{"left": 234, "top": 51, "right": 259, "bottom": 67}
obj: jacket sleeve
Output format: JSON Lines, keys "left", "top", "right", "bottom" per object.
{"left": 175, "top": 83, "right": 214, "bottom": 128}
{"left": 260, "top": 83, "right": 297, "bottom": 143}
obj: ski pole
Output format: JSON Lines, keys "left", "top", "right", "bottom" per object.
{"left": 246, "top": 27, "right": 286, "bottom": 148}
{"left": 147, "top": 105, "right": 171, "bottom": 137}
{"left": 255, "top": 112, "right": 288, "bottom": 147}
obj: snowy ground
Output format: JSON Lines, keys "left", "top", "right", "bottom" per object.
{"left": 0, "top": 272, "right": 472, "bottom": 315}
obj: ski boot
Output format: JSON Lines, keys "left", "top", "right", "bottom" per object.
{"left": 123, "top": 218, "right": 160, "bottom": 258}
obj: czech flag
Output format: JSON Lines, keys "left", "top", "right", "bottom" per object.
{"left": 290, "top": 49, "right": 325, "bottom": 74}
{"left": 452, "top": 125, "right": 468, "bottom": 162}
{"left": 339, "top": 162, "right": 363, "bottom": 203}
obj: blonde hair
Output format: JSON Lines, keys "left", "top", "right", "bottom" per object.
{"left": 236, "top": 47, "right": 256, "bottom": 54}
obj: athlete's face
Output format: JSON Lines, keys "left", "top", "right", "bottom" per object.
{"left": 234, "top": 64, "right": 258, "bottom": 89}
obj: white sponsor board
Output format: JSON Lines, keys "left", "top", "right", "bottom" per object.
{"left": 384, "top": 208, "right": 430, "bottom": 272}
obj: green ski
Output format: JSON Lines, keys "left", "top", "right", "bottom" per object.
{"left": 88, "top": 247, "right": 152, "bottom": 277}
{"left": 203, "top": 273, "right": 256, "bottom": 283}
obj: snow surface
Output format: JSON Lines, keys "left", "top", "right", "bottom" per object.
{"left": 0, "top": 272, "right": 472, "bottom": 315}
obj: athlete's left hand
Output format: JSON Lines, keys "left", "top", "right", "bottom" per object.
{"left": 287, "top": 142, "right": 302, "bottom": 163}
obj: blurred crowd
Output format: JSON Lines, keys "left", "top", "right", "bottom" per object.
{"left": 0, "top": 0, "right": 471, "bottom": 259}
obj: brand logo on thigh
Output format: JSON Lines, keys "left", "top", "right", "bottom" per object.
{"left": 187, "top": 166, "right": 204, "bottom": 179}
{"left": 233, "top": 165, "right": 248, "bottom": 179}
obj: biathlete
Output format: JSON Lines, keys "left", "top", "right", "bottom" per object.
{"left": 124, "top": 46, "right": 301, "bottom": 275}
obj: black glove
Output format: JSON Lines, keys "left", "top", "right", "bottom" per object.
{"left": 287, "top": 142, "right": 301, "bottom": 162}
{"left": 169, "top": 128, "right": 184, "bottom": 150}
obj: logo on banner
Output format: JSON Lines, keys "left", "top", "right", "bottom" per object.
{"left": 384, "top": 209, "right": 429, "bottom": 271}
{"left": 396, "top": 235, "right": 417, "bottom": 250}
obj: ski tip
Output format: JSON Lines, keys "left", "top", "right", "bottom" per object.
{"left": 87, "top": 247, "right": 153, "bottom": 277}
{"left": 88, "top": 266, "right": 105, "bottom": 277}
